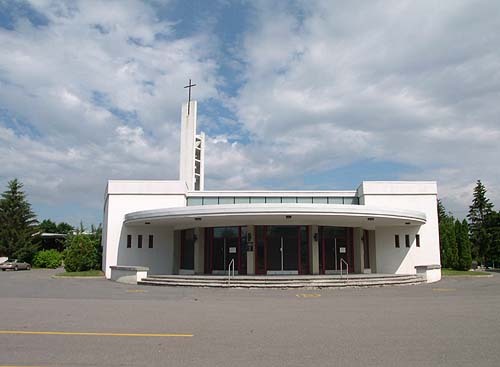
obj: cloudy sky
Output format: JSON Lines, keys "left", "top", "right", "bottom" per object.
{"left": 1, "top": 0, "right": 499, "bottom": 226}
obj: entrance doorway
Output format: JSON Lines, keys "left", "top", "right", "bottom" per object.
{"left": 205, "top": 227, "right": 247, "bottom": 275}
{"left": 255, "top": 226, "right": 310, "bottom": 275}
{"left": 319, "top": 227, "right": 354, "bottom": 274}
{"left": 267, "top": 226, "right": 298, "bottom": 274}
{"left": 180, "top": 229, "right": 195, "bottom": 272}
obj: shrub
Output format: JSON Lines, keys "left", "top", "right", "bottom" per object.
{"left": 33, "top": 249, "right": 62, "bottom": 268}
{"left": 63, "top": 234, "right": 100, "bottom": 272}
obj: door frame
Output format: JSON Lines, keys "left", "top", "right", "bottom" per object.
{"left": 206, "top": 226, "right": 243, "bottom": 274}
{"left": 319, "top": 227, "right": 354, "bottom": 274}
{"left": 254, "top": 225, "right": 309, "bottom": 275}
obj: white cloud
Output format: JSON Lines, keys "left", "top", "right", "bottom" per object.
{"left": 211, "top": 0, "right": 500, "bottom": 216}
{"left": 0, "top": 0, "right": 219, "bottom": 223}
{"left": 1, "top": 0, "right": 499, "bottom": 223}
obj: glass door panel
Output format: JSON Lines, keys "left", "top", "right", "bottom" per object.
{"left": 282, "top": 232, "right": 298, "bottom": 271}
{"left": 255, "top": 226, "right": 266, "bottom": 274}
{"left": 266, "top": 230, "right": 282, "bottom": 271}
{"left": 266, "top": 226, "right": 299, "bottom": 272}
{"left": 320, "top": 227, "right": 348, "bottom": 273}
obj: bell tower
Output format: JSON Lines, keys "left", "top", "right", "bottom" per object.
{"left": 179, "top": 96, "right": 205, "bottom": 191}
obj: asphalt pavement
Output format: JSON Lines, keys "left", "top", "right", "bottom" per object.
{"left": 1, "top": 269, "right": 499, "bottom": 366}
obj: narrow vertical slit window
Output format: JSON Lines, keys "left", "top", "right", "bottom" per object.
{"left": 405, "top": 234, "right": 410, "bottom": 248}
{"left": 395, "top": 234, "right": 400, "bottom": 248}
{"left": 416, "top": 234, "right": 420, "bottom": 247}
{"left": 149, "top": 235, "right": 154, "bottom": 249}
{"left": 138, "top": 235, "right": 143, "bottom": 249}
{"left": 127, "top": 235, "right": 131, "bottom": 248}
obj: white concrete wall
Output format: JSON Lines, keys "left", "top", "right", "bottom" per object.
{"left": 116, "top": 225, "right": 174, "bottom": 276}
{"left": 359, "top": 182, "right": 440, "bottom": 275}
{"left": 103, "top": 180, "right": 187, "bottom": 278}
{"left": 179, "top": 101, "right": 197, "bottom": 191}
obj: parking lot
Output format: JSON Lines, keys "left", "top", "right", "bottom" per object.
{"left": 1, "top": 269, "right": 499, "bottom": 366}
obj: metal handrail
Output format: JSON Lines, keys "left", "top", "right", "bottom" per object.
{"left": 227, "top": 259, "right": 235, "bottom": 286}
{"left": 340, "top": 258, "right": 349, "bottom": 281}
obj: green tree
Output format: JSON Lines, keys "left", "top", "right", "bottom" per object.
{"left": 455, "top": 219, "right": 472, "bottom": 270}
{"left": 484, "top": 211, "right": 500, "bottom": 267}
{"left": 438, "top": 200, "right": 459, "bottom": 268}
{"left": 33, "top": 249, "right": 63, "bottom": 268}
{"left": 38, "top": 219, "right": 58, "bottom": 233}
{"left": 56, "top": 222, "right": 74, "bottom": 234}
{"left": 0, "top": 179, "right": 38, "bottom": 262}
{"left": 63, "top": 233, "right": 101, "bottom": 272}
{"left": 467, "top": 180, "right": 494, "bottom": 264}
{"left": 437, "top": 199, "right": 447, "bottom": 224}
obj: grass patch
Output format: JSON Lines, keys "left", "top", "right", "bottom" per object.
{"left": 55, "top": 270, "right": 104, "bottom": 277}
{"left": 442, "top": 268, "right": 491, "bottom": 276}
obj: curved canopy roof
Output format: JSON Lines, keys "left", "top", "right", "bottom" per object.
{"left": 124, "top": 204, "right": 426, "bottom": 229}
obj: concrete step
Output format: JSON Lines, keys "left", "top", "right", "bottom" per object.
{"left": 145, "top": 274, "right": 417, "bottom": 282}
{"left": 138, "top": 275, "right": 425, "bottom": 288}
{"left": 142, "top": 277, "right": 421, "bottom": 285}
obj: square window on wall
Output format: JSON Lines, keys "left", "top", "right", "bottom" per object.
{"left": 138, "top": 235, "right": 143, "bottom": 248}
{"left": 149, "top": 235, "right": 154, "bottom": 248}
{"left": 416, "top": 234, "right": 420, "bottom": 247}
{"left": 127, "top": 235, "right": 132, "bottom": 248}
{"left": 395, "top": 234, "right": 400, "bottom": 248}
{"left": 405, "top": 234, "right": 410, "bottom": 248}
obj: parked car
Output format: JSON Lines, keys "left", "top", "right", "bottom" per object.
{"left": 0, "top": 259, "right": 31, "bottom": 271}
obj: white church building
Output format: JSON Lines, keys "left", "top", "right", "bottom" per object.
{"left": 102, "top": 99, "right": 442, "bottom": 284}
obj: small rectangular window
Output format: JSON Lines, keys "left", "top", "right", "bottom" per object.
{"left": 149, "top": 235, "right": 154, "bottom": 248}
{"left": 187, "top": 197, "right": 203, "bottom": 206}
{"left": 218, "top": 197, "right": 235, "bottom": 205}
{"left": 250, "top": 197, "right": 266, "bottom": 204}
{"left": 265, "top": 197, "right": 281, "bottom": 204}
{"left": 343, "top": 197, "right": 358, "bottom": 205}
{"left": 234, "top": 197, "right": 250, "bottom": 204}
{"left": 138, "top": 235, "right": 143, "bottom": 249}
{"left": 203, "top": 197, "right": 218, "bottom": 205}
{"left": 405, "top": 234, "right": 410, "bottom": 248}
{"left": 312, "top": 197, "right": 328, "bottom": 204}
{"left": 328, "top": 197, "right": 344, "bottom": 204}
{"left": 416, "top": 234, "right": 420, "bottom": 247}
{"left": 297, "top": 197, "right": 313, "bottom": 204}
{"left": 395, "top": 235, "right": 400, "bottom": 248}
{"left": 281, "top": 197, "right": 297, "bottom": 204}
{"left": 127, "top": 235, "right": 132, "bottom": 248}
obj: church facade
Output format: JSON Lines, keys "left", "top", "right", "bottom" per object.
{"left": 102, "top": 101, "right": 441, "bottom": 283}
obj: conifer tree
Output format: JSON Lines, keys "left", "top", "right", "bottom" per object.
{"left": 439, "top": 213, "right": 458, "bottom": 268}
{"left": 437, "top": 199, "right": 447, "bottom": 224}
{"left": 456, "top": 219, "right": 472, "bottom": 270}
{"left": 485, "top": 211, "right": 500, "bottom": 267}
{"left": 0, "top": 179, "right": 38, "bottom": 261}
{"left": 467, "top": 180, "right": 494, "bottom": 263}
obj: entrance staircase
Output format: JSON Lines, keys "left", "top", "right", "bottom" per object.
{"left": 138, "top": 274, "right": 425, "bottom": 288}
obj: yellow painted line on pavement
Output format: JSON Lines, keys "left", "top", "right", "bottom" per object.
{"left": 432, "top": 288, "right": 456, "bottom": 292}
{"left": 0, "top": 330, "right": 192, "bottom": 338}
{"left": 296, "top": 293, "right": 321, "bottom": 298}
{"left": 126, "top": 289, "right": 147, "bottom": 293}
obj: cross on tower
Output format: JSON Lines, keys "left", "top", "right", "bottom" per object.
{"left": 184, "top": 79, "right": 197, "bottom": 115}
